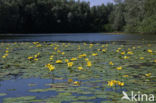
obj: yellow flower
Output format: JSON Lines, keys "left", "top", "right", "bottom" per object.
{"left": 65, "top": 59, "right": 69, "bottom": 63}
{"left": 45, "top": 64, "right": 55, "bottom": 71}
{"left": 71, "top": 58, "right": 77, "bottom": 61}
{"left": 118, "top": 48, "right": 121, "bottom": 50}
{"left": 154, "top": 60, "right": 156, "bottom": 63}
{"left": 118, "top": 82, "right": 124, "bottom": 86}
{"left": 92, "top": 53, "right": 98, "bottom": 56}
{"left": 127, "top": 51, "right": 133, "bottom": 55}
{"left": 78, "top": 66, "right": 83, "bottom": 70}
{"left": 79, "top": 54, "right": 87, "bottom": 58}
{"left": 147, "top": 49, "right": 152, "bottom": 53}
{"left": 123, "top": 56, "right": 129, "bottom": 59}
{"left": 123, "top": 75, "right": 129, "bottom": 78}
{"left": 102, "top": 49, "right": 106, "bottom": 52}
{"left": 49, "top": 56, "right": 53, "bottom": 60}
{"left": 145, "top": 73, "right": 151, "bottom": 77}
{"left": 140, "top": 57, "right": 144, "bottom": 60}
{"left": 28, "top": 56, "right": 33, "bottom": 60}
{"left": 74, "top": 81, "right": 80, "bottom": 85}
{"left": 57, "top": 50, "right": 61, "bottom": 53}
{"left": 116, "top": 66, "right": 122, "bottom": 70}
{"left": 34, "top": 58, "right": 38, "bottom": 61}
{"left": 121, "top": 51, "right": 125, "bottom": 55}
{"left": 108, "top": 81, "right": 114, "bottom": 87}
{"left": 5, "top": 50, "right": 9, "bottom": 53}
{"left": 2, "top": 55, "right": 6, "bottom": 59}
{"left": 54, "top": 47, "right": 57, "bottom": 50}
{"left": 68, "top": 79, "right": 73, "bottom": 83}
{"left": 56, "top": 60, "right": 62, "bottom": 64}
{"left": 116, "top": 49, "right": 120, "bottom": 53}
{"left": 87, "top": 61, "right": 92, "bottom": 67}
{"left": 67, "top": 62, "right": 73, "bottom": 67}
{"left": 61, "top": 52, "right": 65, "bottom": 55}
{"left": 85, "top": 58, "right": 89, "bottom": 61}
{"left": 109, "top": 61, "right": 114, "bottom": 66}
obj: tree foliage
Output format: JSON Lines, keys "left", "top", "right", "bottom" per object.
{"left": 0, "top": 0, "right": 155, "bottom": 34}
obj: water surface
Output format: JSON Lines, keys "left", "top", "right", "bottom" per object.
{"left": 0, "top": 33, "right": 156, "bottom": 42}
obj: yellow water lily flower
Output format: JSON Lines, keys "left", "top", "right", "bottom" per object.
{"left": 121, "top": 51, "right": 125, "bottom": 55}
{"left": 87, "top": 61, "right": 92, "bottom": 67}
{"left": 140, "top": 57, "right": 144, "bottom": 60}
{"left": 147, "top": 49, "right": 152, "bottom": 53}
{"left": 28, "top": 56, "right": 33, "bottom": 60}
{"left": 118, "top": 82, "right": 124, "bottom": 86}
{"left": 54, "top": 47, "right": 57, "bottom": 50}
{"left": 123, "top": 75, "right": 129, "bottom": 78}
{"left": 116, "top": 49, "right": 120, "bottom": 53}
{"left": 65, "top": 59, "right": 69, "bottom": 63}
{"left": 154, "top": 60, "right": 156, "bottom": 63}
{"left": 5, "top": 50, "right": 9, "bottom": 53}
{"left": 2, "top": 55, "right": 6, "bottom": 59}
{"left": 102, "top": 49, "right": 107, "bottom": 52}
{"left": 34, "top": 58, "right": 38, "bottom": 61}
{"left": 71, "top": 58, "right": 77, "bottom": 61}
{"left": 49, "top": 55, "right": 53, "bottom": 60}
{"left": 74, "top": 81, "right": 80, "bottom": 85}
{"left": 108, "top": 80, "right": 124, "bottom": 87}
{"left": 85, "top": 58, "right": 89, "bottom": 61}
{"left": 145, "top": 73, "right": 151, "bottom": 77}
{"left": 45, "top": 64, "right": 55, "bottom": 71}
{"left": 79, "top": 54, "right": 87, "bottom": 58}
{"left": 127, "top": 51, "right": 133, "bottom": 55}
{"left": 92, "top": 53, "right": 98, "bottom": 56}
{"left": 109, "top": 61, "right": 114, "bottom": 66}
{"left": 123, "top": 56, "right": 129, "bottom": 59}
{"left": 118, "top": 48, "right": 121, "bottom": 50}
{"left": 61, "top": 52, "right": 65, "bottom": 55}
{"left": 56, "top": 60, "right": 63, "bottom": 64}
{"left": 108, "top": 81, "right": 114, "bottom": 87}
{"left": 78, "top": 66, "right": 83, "bottom": 70}
{"left": 68, "top": 79, "right": 73, "bottom": 83}
{"left": 67, "top": 62, "right": 73, "bottom": 67}
{"left": 116, "top": 66, "right": 122, "bottom": 70}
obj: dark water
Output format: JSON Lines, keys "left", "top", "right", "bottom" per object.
{"left": 0, "top": 33, "right": 156, "bottom": 42}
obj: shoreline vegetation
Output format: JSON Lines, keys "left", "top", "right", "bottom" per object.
{"left": 0, "top": 0, "right": 156, "bottom": 34}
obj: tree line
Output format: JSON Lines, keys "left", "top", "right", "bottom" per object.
{"left": 0, "top": 0, "right": 155, "bottom": 34}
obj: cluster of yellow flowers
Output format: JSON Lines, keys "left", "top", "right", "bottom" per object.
{"left": 33, "top": 42, "right": 42, "bottom": 47}
{"left": 45, "top": 64, "right": 55, "bottom": 71}
{"left": 28, "top": 52, "right": 40, "bottom": 61}
{"left": 78, "top": 54, "right": 87, "bottom": 58}
{"left": 108, "top": 80, "right": 124, "bottom": 87}
{"left": 2, "top": 48, "right": 9, "bottom": 59}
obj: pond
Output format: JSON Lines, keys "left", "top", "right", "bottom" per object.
{"left": 0, "top": 33, "right": 156, "bottom": 42}
{"left": 0, "top": 34, "right": 156, "bottom": 103}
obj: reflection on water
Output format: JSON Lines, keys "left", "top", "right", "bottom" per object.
{"left": 0, "top": 33, "right": 156, "bottom": 42}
